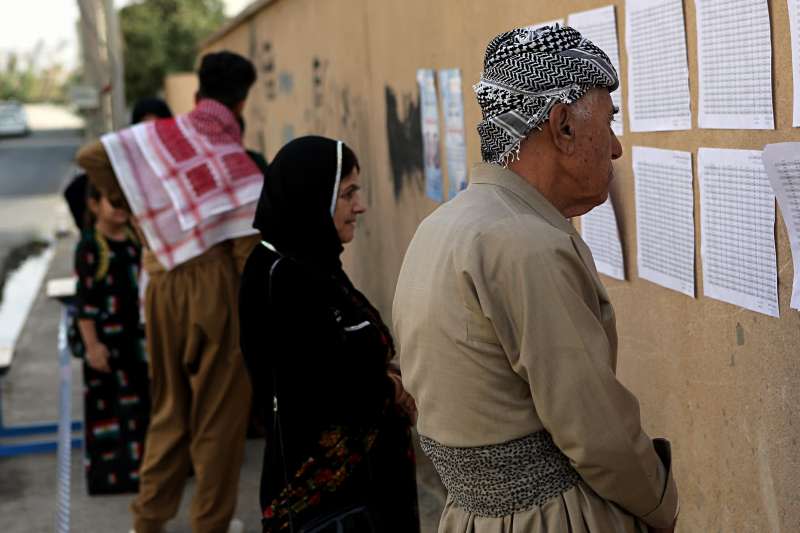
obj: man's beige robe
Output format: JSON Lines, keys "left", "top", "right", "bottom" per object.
{"left": 393, "top": 163, "right": 678, "bottom": 532}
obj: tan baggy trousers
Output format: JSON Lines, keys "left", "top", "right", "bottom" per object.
{"left": 131, "top": 243, "right": 252, "bottom": 533}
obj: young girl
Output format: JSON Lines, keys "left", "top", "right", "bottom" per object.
{"left": 69, "top": 184, "right": 149, "bottom": 495}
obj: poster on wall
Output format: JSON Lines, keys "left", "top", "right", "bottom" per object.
{"left": 568, "top": 5, "right": 624, "bottom": 136}
{"left": 633, "top": 146, "right": 696, "bottom": 297}
{"left": 625, "top": 0, "right": 692, "bottom": 132}
{"left": 787, "top": 0, "right": 800, "bottom": 126}
{"left": 417, "top": 68, "right": 443, "bottom": 202}
{"left": 580, "top": 198, "right": 626, "bottom": 281}
{"left": 437, "top": 68, "right": 468, "bottom": 199}
{"left": 762, "top": 143, "right": 800, "bottom": 310}
{"left": 695, "top": 0, "right": 774, "bottom": 129}
{"left": 698, "top": 148, "right": 778, "bottom": 317}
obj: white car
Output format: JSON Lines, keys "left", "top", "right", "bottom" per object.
{"left": 0, "top": 101, "right": 30, "bottom": 137}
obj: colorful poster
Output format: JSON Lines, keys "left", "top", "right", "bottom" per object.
{"left": 417, "top": 69, "right": 443, "bottom": 202}
{"left": 438, "top": 69, "right": 468, "bottom": 199}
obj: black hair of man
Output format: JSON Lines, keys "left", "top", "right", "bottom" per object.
{"left": 197, "top": 51, "right": 257, "bottom": 110}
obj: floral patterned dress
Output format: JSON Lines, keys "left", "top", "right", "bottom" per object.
{"left": 68, "top": 228, "right": 150, "bottom": 495}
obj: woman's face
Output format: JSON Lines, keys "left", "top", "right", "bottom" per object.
{"left": 333, "top": 168, "right": 367, "bottom": 244}
{"left": 89, "top": 195, "right": 129, "bottom": 226}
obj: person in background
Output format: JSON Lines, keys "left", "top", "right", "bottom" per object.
{"left": 69, "top": 182, "right": 147, "bottom": 495}
{"left": 64, "top": 98, "right": 173, "bottom": 232}
{"left": 393, "top": 25, "right": 678, "bottom": 533}
{"left": 239, "top": 136, "right": 419, "bottom": 533}
{"left": 77, "top": 51, "right": 260, "bottom": 533}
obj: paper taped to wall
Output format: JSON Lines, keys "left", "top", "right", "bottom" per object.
{"left": 633, "top": 146, "right": 696, "bottom": 297}
{"left": 762, "top": 143, "right": 800, "bottom": 310}
{"left": 581, "top": 197, "right": 626, "bottom": 281}
{"left": 626, "top": 0, "right": 692, "bottom": 132}
{"left": 438, "top": 69, "right": 468, "bottom": 200}
{"left": 417, "top": 69, "right": 443, "bottom": 202}
{"left": 698, "top": 148, "right": 778, "bottom": 317}
{"left": 696, "top": 0, "right": 774, "bottom": 129}
{"left": 568, "top": 5, "right": 624, "bottom": 136}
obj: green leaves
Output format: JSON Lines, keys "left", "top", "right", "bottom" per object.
{"left": 120, "top": 0, "right": 226, "bottom": 104}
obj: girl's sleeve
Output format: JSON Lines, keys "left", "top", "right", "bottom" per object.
{"left": 74, "top": 238, "right": 102, "bottom": 320}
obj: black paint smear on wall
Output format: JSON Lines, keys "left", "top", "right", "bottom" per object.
{"left": 312, "top": 57, "right": 324, "bottom": 108}
{"left": 384, "top": 86, "right": 423, "bottom": 199}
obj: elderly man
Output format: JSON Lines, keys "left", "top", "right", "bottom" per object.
{"left": 393, "top": 26, "right": 678, "bottom": 533}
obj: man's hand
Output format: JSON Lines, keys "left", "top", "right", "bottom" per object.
{"left": 389, "top": 373, "right": 417, "bottom": 424}
{"left": 86, "top": 342, "right": 111, "bottom": 373}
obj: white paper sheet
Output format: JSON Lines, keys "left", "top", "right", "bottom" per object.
{"left": 633, "top": 146, "right": 695, "bottom": 297}
{"left": 698, "top": 148, "right": 778, "bottom": 317}
{"left": 789, "top": 0, "right": 800, "bottom": 126}
{"left": 568, "top": 5, "right": 624, "bottom": 136}
{"left": 696, "top": 0, "right": 774, "bottom": 129}
{"left": 625, "top": 0, "right": 692, "bottom": 132}
{"left": 438, "top": 69, "right": 468, "bottom": 199}
{"left": 762, "top": 143, "right": 800, "bottom": 309}
{"left": 417, "top": 69, "right": 443, "bottom": 202}
{"left": 581, "top": 198, "right": 626, "bottom": 281}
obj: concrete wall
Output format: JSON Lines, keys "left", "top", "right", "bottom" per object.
{"left": 201, "top": 1, "right": 800, "bottom": 531}
{"left": 163, "top": 73, "right": 199, "bottom": 116}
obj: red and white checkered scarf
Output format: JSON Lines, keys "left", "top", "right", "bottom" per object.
{"left": 101, "top": 99, "right": 261, "bottom": 270}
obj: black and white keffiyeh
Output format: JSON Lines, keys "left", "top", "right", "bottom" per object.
{"left": 474, "top": 24, "right": 619, "bottom": 165}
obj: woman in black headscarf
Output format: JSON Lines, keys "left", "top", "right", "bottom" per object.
{"left": 239, "top": 136, "right": 419, "bottom": 533}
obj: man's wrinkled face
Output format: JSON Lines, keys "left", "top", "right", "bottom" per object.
{"left": 566, "top": 89, "right": 623, "bottom": 213}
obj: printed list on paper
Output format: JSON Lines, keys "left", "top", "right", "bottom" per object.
{"left": 568, "top": 5, "right": 624, "bottom": 136}
{"left": 698, "top": 148, "right": 778, "bottom": 317}
{"left": 762, "top": 143, "right": 800, "bottom": 310}
{"left": 581, "top": 198, "right": 626, "bottom": 281}
{"left": 696, "top": 0, "right": 774, "bottom": 129}
{"left": 633, "top": 146, "right": 696, "bottom": 297}
{"left": 626, "top": 0, "right": 692, "bottom": 132}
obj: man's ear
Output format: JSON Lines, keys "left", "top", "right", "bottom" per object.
{"left": 547, "top": 103, "right": 575, "bottom": 155}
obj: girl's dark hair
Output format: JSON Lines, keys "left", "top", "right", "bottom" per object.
{"left": 131, "top": 97, "right": 172, "bottom": 124}
{"left": 83, "top": 182, "right": 102, "bottom": 229}
{"left": 341, "top": 143, "right": 360, "bottom": 178}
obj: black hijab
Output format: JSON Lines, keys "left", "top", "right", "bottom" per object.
{"left": 254, "top": 135, "right": 352, "bottom": 273}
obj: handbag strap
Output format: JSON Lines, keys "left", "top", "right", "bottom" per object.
{"left": 263, "top": 241, "right": 297, "bottom": 533}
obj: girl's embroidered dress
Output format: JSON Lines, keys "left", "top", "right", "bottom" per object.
{"left": 69, "top": 229, "right": 150, "bottom": 494}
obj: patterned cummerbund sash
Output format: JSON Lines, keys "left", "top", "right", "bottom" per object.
{"left": 419, "top": 430, "right": 581, "bottom": 517}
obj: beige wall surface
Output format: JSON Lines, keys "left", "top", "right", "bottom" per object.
{"left": 202, "top": 1, "right": 800, "bottom": 531}
{"left": 163, "top": 73, "right": 199, "bottom": 116}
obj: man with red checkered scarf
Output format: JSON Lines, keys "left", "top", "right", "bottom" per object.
{"left": 77, "top": 51, "right": 260, "bottom": 533}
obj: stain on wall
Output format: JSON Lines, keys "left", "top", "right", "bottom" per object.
{"left": 262, "top": 41, "right": 277, "bottom": 101}
{"left": 340, "top": 87, "right": 351, "bottom": 128}
{"left": 278, "top": 71, "right": 294, "bottom": 94}
{"left": 312, "top": 57, "right": 326, "bottom": 109}
{"left": 384, "top": 85, "right": 423, "bottom": 200}
{"left": 282, "top": 123, "right": 295, "bottom": 144}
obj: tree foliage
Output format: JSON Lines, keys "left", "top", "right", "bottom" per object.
{"left": 120, "top": 0, "right": 226, "bottom": 104}
{"left": 0, "top": 42, "right": 74, "bottom": 103}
